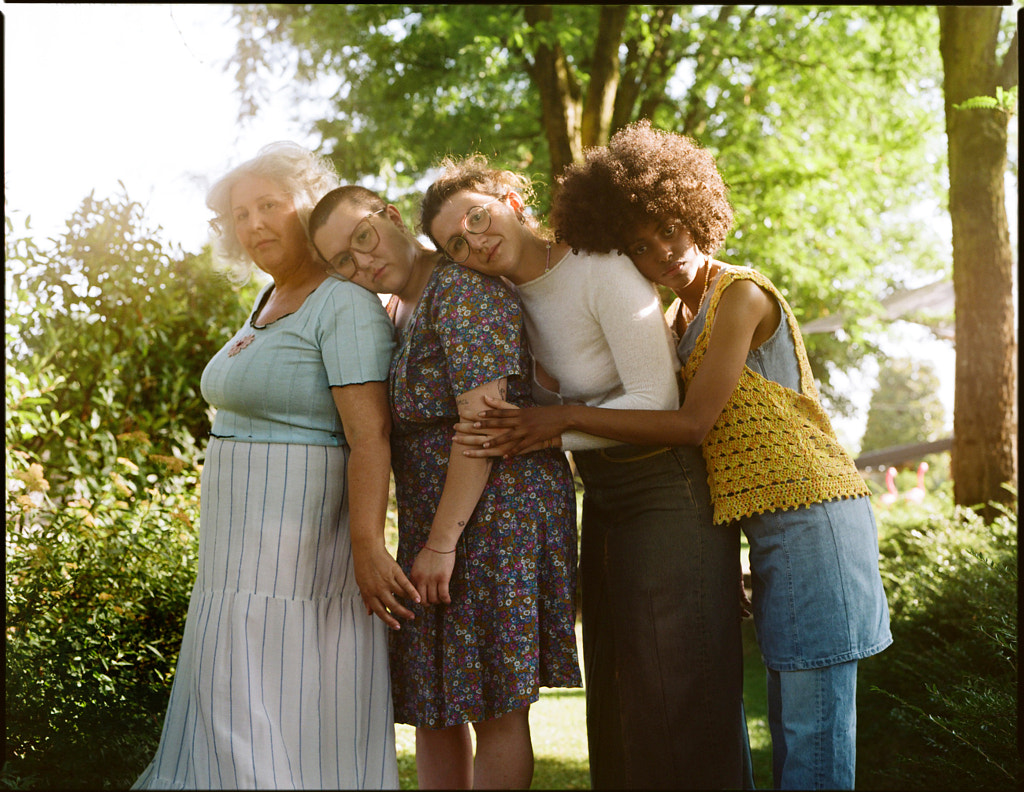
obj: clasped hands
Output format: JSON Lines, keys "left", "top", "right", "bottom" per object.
{"left": 354, "top": 541, "right": 460, "bottom": 629}
{"left": 453, "top": 395, "right": 568, "bottom": 458}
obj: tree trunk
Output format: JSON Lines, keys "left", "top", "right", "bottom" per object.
{"left": 580, "top": 5, "right": 630, "bottom": 148}
{"left": 938, "top": 6, "right": 1018, "bottom": 518}
{"left": 524, "top": 5, "right": 582, "bottom": 184}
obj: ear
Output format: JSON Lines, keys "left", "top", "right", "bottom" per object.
{"left": 506, "top": 190, "right": 526, "bottom": 213}
{"left": 384, "top": 204, "right": 407, "bottom": 229}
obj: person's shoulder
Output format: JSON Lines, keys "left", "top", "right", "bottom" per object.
{"left": 571, "top": 248, "right": 631, "bottom": 268}
{"left": 719, "top": 263, "right": 773, "bottom": 285}
{"left": 434, "top": 261, "right": 514, "bottom": 298}
{"left": 569, "top": 248, "right": 643, "bottom": 284}
{"left": 317, "top": 275, "right": 389, "bottom": 314}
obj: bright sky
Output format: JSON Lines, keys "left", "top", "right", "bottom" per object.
{"left": 4, "top": 3, "right": 323, "bottom": 253}
{"left": 4, "top": 2, "right": 960, "bottom": 451}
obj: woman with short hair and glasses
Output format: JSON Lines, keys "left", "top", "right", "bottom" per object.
{"left": 307, "top": 185, "right": 581, "bottom": 790}
{"left": 420, "top": 155, "right": 750, "bottom": 789}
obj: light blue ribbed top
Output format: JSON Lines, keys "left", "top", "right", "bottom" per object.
{"left": 200, "top": 277, "right": 394, "bottom": 446}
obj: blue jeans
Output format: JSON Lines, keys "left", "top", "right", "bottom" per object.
{"left": 766, "top": 661, "right": 858, "bottom": 790}
{"left": 573, "top": 444, "right": 747, "bottom": 789}
{"left": 743, "top": 496, "right": 891, "bottom": 790}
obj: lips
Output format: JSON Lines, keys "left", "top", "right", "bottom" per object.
{"left": 661, "top": 261, "right": 684, "bottom": 277}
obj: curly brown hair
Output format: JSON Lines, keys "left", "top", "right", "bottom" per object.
{"left": 419, "top": 155, "right": 548, "bottom": 251}
{"left": 551, "top": 120, "right": 734, "bottom": 256}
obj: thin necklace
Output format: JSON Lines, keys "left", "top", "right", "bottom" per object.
{"left": 695, "top": 258, "right": 711, "bottom": 312}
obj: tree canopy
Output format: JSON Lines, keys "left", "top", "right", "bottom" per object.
{"left": 229, "top": 4, "right": 950, "bottom": 414}
{"left": 859, "top": 356, "right": 947, "bottom": 455}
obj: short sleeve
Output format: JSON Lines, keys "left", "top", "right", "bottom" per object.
{"left": 319, "top": 279, "right": 395, "bottom": 387}
{"left": 428, "top": 265, "right": 524, "bottom": 395}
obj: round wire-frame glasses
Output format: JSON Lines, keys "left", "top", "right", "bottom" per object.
{"left": 442, "top": 196, "right": 505, "bottom": 263}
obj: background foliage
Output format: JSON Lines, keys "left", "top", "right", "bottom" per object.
{"left": 859, "top": 356, "right": 948, "bottom": 453}
{"left": 859, "top": 490, "right": 1020, "bottom": 790}
{"left": 5, "top": 200, "right": 258, "bottom": 788}
{"left": 229, "top": 3, "right": 951, "bottom": 416}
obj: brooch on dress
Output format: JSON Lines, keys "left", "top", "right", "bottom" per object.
{"left": 227, "top": 334, "right": 256, "bottom": 357}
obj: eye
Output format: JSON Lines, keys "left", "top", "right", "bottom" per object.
{"left": 261, "top": 200, "right": 276, "bottom": 211}
{"left": 447, "top": 237, "right": 468, "bottom": 258}
{"left": 335, "top": 252, "right": 355, "bottom": 271}
{"left": 354, "top": 224, "right": 373, "bottom": 246}
{"left": 627, "top": 243, "right": 647, "bottom": 258}
{"left": 661, "top": 222, "right": 678, "bottom": 239}
{"left": 467, "top": 208, "right": 486, "bottom": 226}
{"left": 233, "top": 210, "right": 248, "bottom": 224}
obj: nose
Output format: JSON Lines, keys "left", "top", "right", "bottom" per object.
{"left": 467, "top": 234, "right": 489, "bottom": 252}
{"left": 237, "top": 212, "right": 264, "bottom": 235}
{"left": 351, "top": 248, "right": 377, "bottom": 271}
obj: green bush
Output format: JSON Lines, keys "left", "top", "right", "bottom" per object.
{"left": 5, "top": 195, "right": 256, "bottom": 788}
{"left": 5, "top": 443, "right": 202, "bottom": 789}
{"left": 858, "top": 489, "right": 1019, "bottom": 789}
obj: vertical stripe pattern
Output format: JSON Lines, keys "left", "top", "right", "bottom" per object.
{"left": 133, "top": 438, "right": 399, "bottom": 790}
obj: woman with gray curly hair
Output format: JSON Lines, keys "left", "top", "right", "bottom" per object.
{"left": 133, "top": 142, "right": 417, "bottom": 790}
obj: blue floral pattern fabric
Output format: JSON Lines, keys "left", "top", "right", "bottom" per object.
{"left": 387, "top": 263, "right": 581, "bottom": 729}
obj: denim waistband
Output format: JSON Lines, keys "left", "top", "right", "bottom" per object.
{"left": 575, "top": 444, "right": 673, "bottom": 463}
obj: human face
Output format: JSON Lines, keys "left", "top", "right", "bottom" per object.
{"left": 623, "top": 217, "right": 705, "bottom": 291}
{"left": 439, "top": 197, "right": 505, "bottom": 262}
{"left": 318, "top": 208, "right": 386, "bottom": 278}
{"left": 428, "top": 190, "right": 520, "bottom": 279}
{"left": 231, "top": 175, "right": 310, "bottom": 275}
{"left": 312, "top": 202, "right": 413, "bottom": 295}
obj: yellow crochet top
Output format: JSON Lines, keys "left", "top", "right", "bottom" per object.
{"left": 683, "top": 267, "right": 870, "bottom": 525}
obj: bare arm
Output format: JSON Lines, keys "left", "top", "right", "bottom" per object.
{"left": 410, "top": 377, "right": 506, "bottom": 605}
{"left": 333, "top": 381, "right": 419, "bottom": 629}
{"left": 463, "top": 280, "right": 781, "bottom": 454}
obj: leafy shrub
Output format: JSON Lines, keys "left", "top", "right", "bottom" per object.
{"left": 858, "top": 489, "right": 1019, "bottom": 789}
{"left": 5, "top": 442, "right": 202, "bottom": 788}
{"left": 5, "top": 195, "right": 256, "bottom": 788}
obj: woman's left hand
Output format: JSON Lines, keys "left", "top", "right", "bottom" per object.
{"left": 410, "top": 545, "right": 458, "bottom": 605}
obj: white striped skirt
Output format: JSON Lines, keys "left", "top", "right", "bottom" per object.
{"left": 133, "top": 439, "right": 399, "bottom": 790}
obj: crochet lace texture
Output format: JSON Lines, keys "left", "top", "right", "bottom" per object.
{"left": 685, "top": 267, "right": 870, "bottom": 525}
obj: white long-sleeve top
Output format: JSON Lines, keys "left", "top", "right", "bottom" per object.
{"left": 515, "top": 249, "right": 680, "bottom": 451}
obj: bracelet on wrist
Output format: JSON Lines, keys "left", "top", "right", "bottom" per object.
{"left": 424, "top": 544, "right": 457, "bottom": 554}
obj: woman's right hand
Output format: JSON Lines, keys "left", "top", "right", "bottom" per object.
{"left": 352, "top": 544, "right": 420, "bottom": 630}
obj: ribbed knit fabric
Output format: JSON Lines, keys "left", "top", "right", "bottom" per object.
{"left": 515, "top": 249, "right": 680, "bottom": 451}
{"left": 683, "top": 268, "right": 869, "bottom": 524}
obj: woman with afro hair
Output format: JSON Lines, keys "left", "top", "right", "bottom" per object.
{"left": 461, "top": 120, "right": 892, "bottom": 790}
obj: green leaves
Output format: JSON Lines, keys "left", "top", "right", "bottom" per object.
{"left": 953, "top": 86, "right": 1019, "bottom": 117}
{"left": 228, "top": 5, "right": 949, "bottom": 413}
{"left": 5, "top": 192, "right": 256, "bottom": 786}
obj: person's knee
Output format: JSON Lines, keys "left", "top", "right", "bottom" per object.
{"left": 472, "top": 706, "right": 531, "bottom": 743}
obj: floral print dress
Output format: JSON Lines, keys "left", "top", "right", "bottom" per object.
{"left": 387, "top": 262, "right": 581, "bottom": 729}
